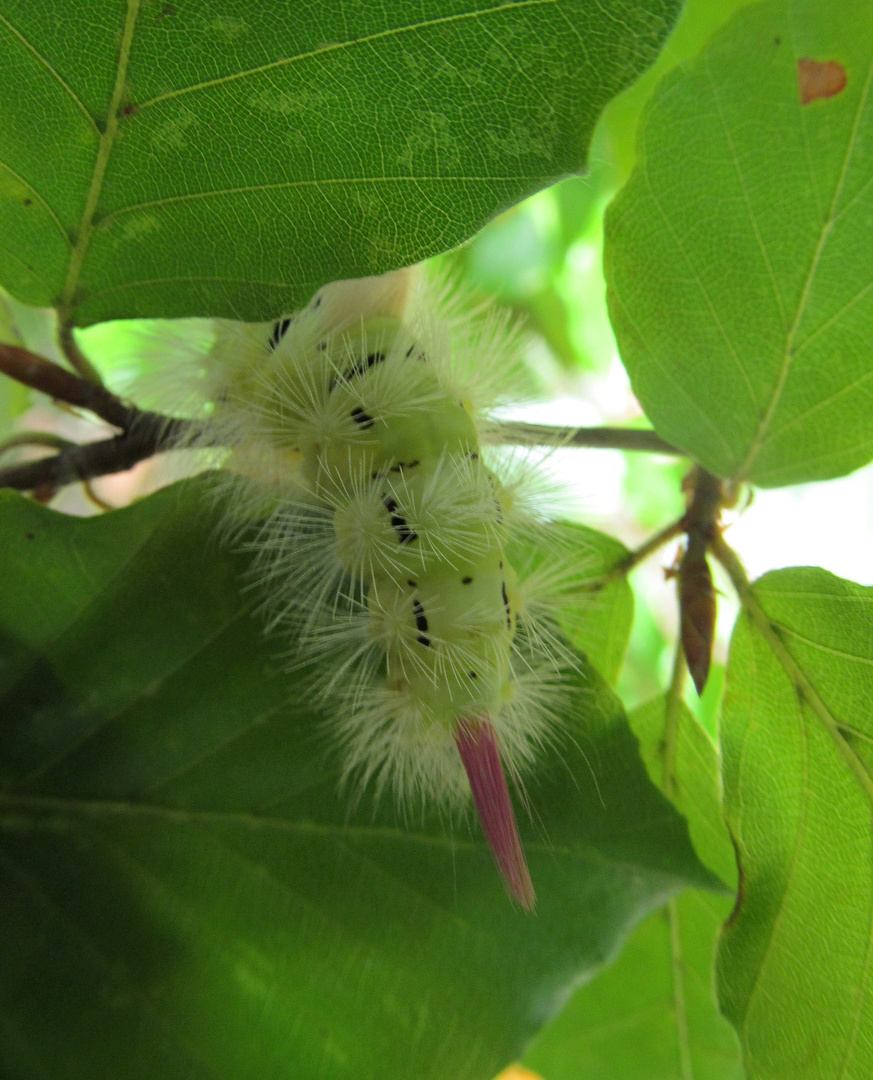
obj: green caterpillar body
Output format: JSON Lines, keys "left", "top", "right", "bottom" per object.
{"left": 200, "top": 269, "right": 572, "bottom": 906}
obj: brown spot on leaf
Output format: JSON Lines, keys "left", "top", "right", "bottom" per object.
{"left": 798, "top": 58, "right": 847, "bottom": 105}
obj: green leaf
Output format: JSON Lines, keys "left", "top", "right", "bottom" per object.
{"left": 601, "top": 0, "right": 762, "bottom": 183}
{"left": 0, "top": 479, "right": 717, "bottom": 1080}
{"left": 525, "top": 695, "right": 742, "bottom": 1080}
{"left": 525, "top": 892, "right": 742, "bottom": 1080}
{"left": 631, "top": 694, "right": 736, "bottom": 887}
{"left": 0, "top": 0, "right": 680, "bottom": 327}
{"left": 517, "top": 520, "right": 634, "bottom": 687}
{"left": 605, "top": 0, "right": 873, "bottom": 487}
{"left": 718, "top": 567, "right": 873, "bottom": 1079}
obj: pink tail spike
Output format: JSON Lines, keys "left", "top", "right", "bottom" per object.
{"left": 454, "top": 717, "right": 536, "bottom": 911}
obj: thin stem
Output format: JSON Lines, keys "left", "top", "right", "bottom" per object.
{"left": 0, "top": 431, "right": 76, "bottom": 457}
{"left": 0, "top": 415, "right": 196, "bottom": 492}
{"left": 494, "top": 421, "right": 682, "bottom": 455}
{"left": 0, "top": 343, "right": 133, "bottom": 428}
{"left": 564, "top": 517, "right": 686, "bottom": 607}
{"left": 81, "top": 479, "right": 116, "bottom": 512}
{"left": 0, "top": 340, "right": 199, "bottom": 493}
{"left": 58, "top": 324, "right": 103, "bottom": 385}
{"left": 615, "top": 517, "right": 686, "bottom": 578}
{"left": 0, "top": 351, "right": 684, "bottom": 498}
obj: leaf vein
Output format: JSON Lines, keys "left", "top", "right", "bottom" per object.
{"left": 0, "top": 161, "right": 70, "bottom": 244}
{"left": 134, "top": 0, "right": 560, "bottom": 111}
{"left": 59, "top": 0, "right": 141, "bottom": 315}
{"left": 0, "top": 15, "right": 97, "bottom": 130}
{"left": 97, "top": 174, "right": 540, "bottom": 227}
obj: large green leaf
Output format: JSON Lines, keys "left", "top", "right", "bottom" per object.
{"left": 525, "top": 694, "right": 742, "bottom": 1079}
{"left": 0, "top": 0, "right": 680, "bottom": 327}
{"left": 605, "top": 0, "right": 873, "bottom": 487}
{"left": 718, "top": 568, "right": 873, "bottom": 1079}
{"left": 0, "top": 479, "right": 716, "bottom": 1080}
{"left": 525, "top": 893, "right": 741, "bottom": 1080}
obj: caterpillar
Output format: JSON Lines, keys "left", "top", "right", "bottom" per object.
{"left": 175, "top": 267, "right": 580, "bottom": 909}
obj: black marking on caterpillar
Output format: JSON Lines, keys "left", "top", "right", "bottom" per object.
{"left": 330, "top": 350, "right": 386, "bottom": 392}
{"left": 382, "top": 495, "right": 418, "bottom": 546}
{"left": 268, "top": 317, "right": 293, "bottom": 350}
{"left": 371, "top": 459, "right": 419, "bottom": 480}
{"left": 412, "top": 600, "right": 431, "bottom": 646}
{"left": 462, "top": 576, "right": 473, "bottom": 584}
{"left": 407, "top": 579, "right": 418, "bottom": 588}
{"left": 351, "top": 407, "right": 375, "bottom": 429}
{"left": 501, "top": 580, "right": 511, "bottom": 629}
{"left": 468, "top": 671, "right": 478, "bottom": 679}
{"left": 405, "top": 344, "right": 427, "bottom": 361}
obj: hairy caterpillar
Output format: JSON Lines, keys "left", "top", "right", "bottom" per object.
{"left": 175, "top": 267, "right": 579, "bottom": 909}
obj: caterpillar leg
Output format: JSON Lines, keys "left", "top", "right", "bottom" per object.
{"left": 454, "top": 716, "right": 536, "bottom": 911}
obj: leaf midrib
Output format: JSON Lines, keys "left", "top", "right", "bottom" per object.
{"left": 53, "top": 0, "right": 563, "bottom": 318}
{"left": 58, "top": 0, "right": 140, "bottom": 316}
{"left": 0, "top": 790, "right": 669, "bottom": 869}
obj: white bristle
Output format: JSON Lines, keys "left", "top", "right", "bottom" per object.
{"left": 154, "top": 266, "right": 585, "bottom": 839}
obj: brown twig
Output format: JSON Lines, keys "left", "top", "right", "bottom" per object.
{"left": 0, "top": 414, "right": 196, "bottom": 492}
{"left": 0, "top": 342, "right": 201, "bottom": 494}
{"left": 0, "top": 342, "right": 683, "bottom": 497}
{"left": 0, "top": 343, "right": 133, "bottom": 428}
{"left": 614, "top": 516, "right": 687, "bottom": 578}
